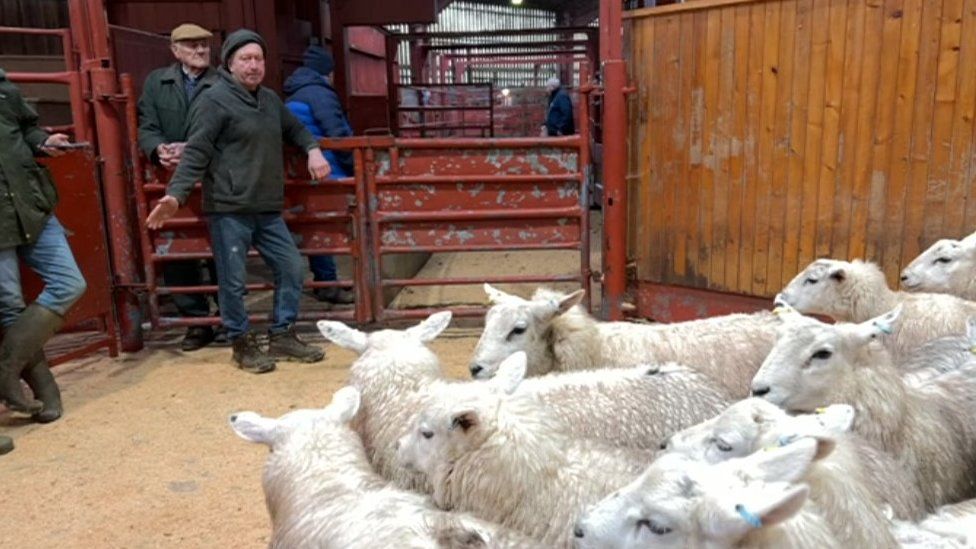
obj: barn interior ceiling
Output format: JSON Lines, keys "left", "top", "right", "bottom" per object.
{"left": 438, "top": 0, "right": 599, "bottom": 25}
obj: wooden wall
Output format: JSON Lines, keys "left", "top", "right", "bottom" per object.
{"left": 625, "top": 0, "right": 976, "bottom": 298}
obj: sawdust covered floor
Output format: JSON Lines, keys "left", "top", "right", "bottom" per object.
{"left": 0, "top": 211, "right": 601, "bottom": 547}
{"left": 0, "top": 328, "right": 480, "bottom": 548}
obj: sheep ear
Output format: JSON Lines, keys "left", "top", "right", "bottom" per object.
{"left": 406, "top": 311, "right": 452, "bottom": 342}
{"left": 852, "top": 305, "right": 902, "bottom": 342}
{"left": 484, "top": 283, "right": 515, "bottom": 304}
{"left": 828, "top": 266, "right": 846, "bottom": 282}
{"left": 535, "top": 289, "right": 585, "bottom": 320}
{"left": 329, "top": 386, "right": 361, "bottom": 423}
{"left": 813, "top": 404, "right": 855, "bottom": 434}
{"left": 450, "top": 409, "right": 480, "bottom": 434}
{"left": 317, "top": 320, "right": 369, "bottom": 353}
{"left": 492, "top": 351, "right": 527, "bottom": 394}
{"left": 557, "top": 289, "right": 586, "bottom": 313}
{"left": 742, "top": 484, "right": 810, "bottom": 529}
{"left": 744, "top": 437, "right": 819, "bottom": 483}
{"left": 229, "top": 411, "right": 277, "bottom": 445}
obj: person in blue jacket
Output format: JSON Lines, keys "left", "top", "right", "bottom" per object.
{"left": 541, "top": 76, "right": 576, "bottom": 137}
{"left": 283, "top": 45, "right": 355, "bottom": 305}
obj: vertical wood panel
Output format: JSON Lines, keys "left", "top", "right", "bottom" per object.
{"left": 627, "top": 0, "right": 976, "bottom": 299}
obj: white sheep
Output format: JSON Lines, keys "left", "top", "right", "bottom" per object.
{"left": 573, "top": 438, "right": 838, "bottom": 548}
{"left": 899, "top": 318, "right": 976, "bottom": 382}
{"left": 397, "top": 352, "right": 652, "bottom": 546}
{"left": 514, "top": 362, "right": 732, "bottom": 451}
{"left": 660, "top": 397, "right": 924, "bottom": 531}
{"left": 892, "top": 499, "right": 976, "bottom": 548}
{"left": 750, "top": 306, "right": 976, "bottom": 510}
{"left": 779, "top": 258, "right": 976, "bottom": 360}
{"left": 470, "top": 284, "right": 780, "bottom": 399}
{"left": 228, "top": 387, "right": 544, "bottom": 549}
{"left": 901, "top": 235, "right": 976, "bottom": 300}
{"left": 316, "top": 311, "right": 453, "bottom": 490}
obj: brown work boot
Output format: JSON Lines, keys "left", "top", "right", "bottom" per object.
{"left": 231, "top": 332, "right": 276, "bottom": 374}
{"left": 268, "top": 327, "right": 325, "bottom": 363}
{"left": 313, "top": 287, "right": 355, "bottom": 305}
{"left": 21, "top": 351, "right": 62, "bottom": 423}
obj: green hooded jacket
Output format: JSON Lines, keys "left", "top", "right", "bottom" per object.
{"left": 166, "top": 30, "right": 318, "bottom": 213}
{"left": 137, "top": 63, "right": 217, "bottom": 164}
{"left": 0, "top": 69, "right": 58, "bottom": 249}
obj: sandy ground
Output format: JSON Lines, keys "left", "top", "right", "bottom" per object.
{"left": 0, "top": 213, "right": 602, "bottom": 548}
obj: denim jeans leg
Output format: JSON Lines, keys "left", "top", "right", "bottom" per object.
{"left": 16, "top": 215, "right": 87, "bottom": 318}
{"left": 208, "top": 213, "right": 254, "bottom": 340}
{"left": 161, "top": 260, "right": 210, "bottom": 317}
{"left": 0, "top": 247, "right": 26, "bottom": 328}
{"left": 308, "top": 254, "right": 337, "bottom": 282}
{"left": 252, "top": 214, "right": 303, "bottom": 334}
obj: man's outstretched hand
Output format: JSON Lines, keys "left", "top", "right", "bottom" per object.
{"left": 147, "top": 195, "right": 180, "bottom": 229}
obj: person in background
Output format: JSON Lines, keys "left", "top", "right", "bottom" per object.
{"left": 540, "top": 76, "right": 576, "bottom": 137}
{"left": 283, "top": 45, "right": 355, "bottom": 306}
{"left": 137, "top": 23, "right": 221, "bottom": 351}
{"left": 146, "top": 29, "right": 331, "bottom": 374}
{"left": 0, "top": 68, "right": 88, "bottom": 454}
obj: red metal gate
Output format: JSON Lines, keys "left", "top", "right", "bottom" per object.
{"left": 130, "top": 131, "right": 592, "bottom": 327}
{"left": 2, "top": 25, "right": 118, "bottom": 364}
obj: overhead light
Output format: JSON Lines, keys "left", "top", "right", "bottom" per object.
{"left": 501, "top": 88, "right": 510, "bottom": 96}
{"left": 511, "top": 0, "right": 523, "bottom": 5}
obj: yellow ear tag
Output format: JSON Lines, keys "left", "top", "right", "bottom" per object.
{"left": 969, "top": 345, "right": 976, "bottom": 355}
{"left": 815, "top": 407, "right": 828, "bottom": 415}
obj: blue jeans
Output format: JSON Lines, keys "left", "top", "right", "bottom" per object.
{"left": 0, "top": 215, "right": 87, "bottom": 327}
{"left": 208, "top": 213, "right": 303, "bottom": 340}
{"left": 308, "top": 166, "right": 348, "bottom": 282}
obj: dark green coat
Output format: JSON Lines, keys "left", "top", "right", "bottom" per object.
{"left": 0, "top": 69, "right": 58, "bottom": 249}
{"left": 167, "top": 68, "right": 318, "bottom": 213}
{"left": 137, "top": 64, "right": 217, "bottom": 164}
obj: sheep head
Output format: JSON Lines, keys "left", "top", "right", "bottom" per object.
{"left": 779, "top": 259, "right": 890, "bottom": 321}
{"left": 573, "top": 439, "right": 821, "bottom": 549}
{"left": 901, "top": 238, "right": 976, "bottom": 294}
{"left": 469, "top": 283, "right": 584, "bottom": 379}
{"left": 749, "top": 307, "right": 901, "bottom": 412}
{"left": 396, "top": 351, "right": 527, "bottom": 479}
{"left": 660, "top": 398, "right": 848, "bottom": 464}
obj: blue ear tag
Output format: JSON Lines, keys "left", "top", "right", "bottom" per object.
{"left": 735, "top": 504, "right": 763, "bottom": 528}
{"left": 777, "top": 434, "right": 798, "bottom": 447}
{"left": 872, "top": 320, "right": 893, "bottom": 335}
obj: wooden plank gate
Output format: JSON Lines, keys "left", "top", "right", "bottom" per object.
{"left": 625, "top": 0, "right": 976, "bottom": 320}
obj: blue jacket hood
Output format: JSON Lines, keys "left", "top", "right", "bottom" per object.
{"left": 283, "top": 66, "right": 330, "bottom": 95}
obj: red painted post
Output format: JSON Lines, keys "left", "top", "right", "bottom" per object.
{"left": 599, "top": 0, "right": 628, "bottom": 320}
{"left": 73, "top": 0, "right": 145, "bottom": 351}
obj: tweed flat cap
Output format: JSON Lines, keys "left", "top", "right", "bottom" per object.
{"left": 170, "top": 23, "right": 212, "bottom": 43}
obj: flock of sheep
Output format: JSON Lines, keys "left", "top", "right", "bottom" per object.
{"left": 228, "top": 231, "right": 976, "bottom": 548}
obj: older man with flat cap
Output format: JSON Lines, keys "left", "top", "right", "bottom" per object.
{"left": 138, "top": 23, "right": 221, "bottom": 352}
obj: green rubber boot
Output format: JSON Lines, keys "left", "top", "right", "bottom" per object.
{"left": 0, "top": 304, "right": 63, "bottom": 414}
{"left": 22, "top": 352, "right": 62, "bottom": 423}
{"left": 0, "top": 435, "right": 13, "bottom": 455}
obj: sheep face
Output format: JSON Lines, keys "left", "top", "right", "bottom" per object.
{"left": 901, "top": 238, "right": 974, "bottom": 293}
{"left": 228, "top": 386, "right": 361, "bottom": 450}
{"left": 750, "top": 308, "right": 900, "bottom": 412}
{"left": 661, "top": 398, "right": 848, "bottom": 465}
{"left": 469, "top": 284, "right": 584, "bottom": 379}
{"left": 397, "top": 352, "right": 528, "bottom": 475}
{"left": 779, "top": 259, "right": 856, "bottom": 318}
{"left": 573, "top": 441, "right": 818, "bottom": 549}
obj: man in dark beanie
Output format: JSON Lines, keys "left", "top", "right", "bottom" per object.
{"left": 146, "top": 29, "right": 332, "bottom": 374}
{"left": 283, "top": 44, "right": 355, "bottom": 305}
